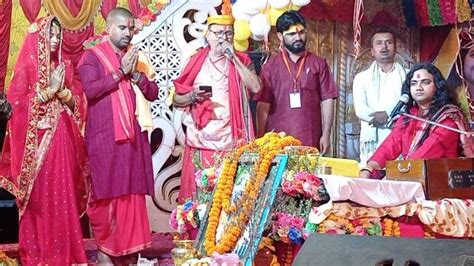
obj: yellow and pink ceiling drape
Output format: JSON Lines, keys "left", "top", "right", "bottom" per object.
{"left": 1, "top": 0, "right": 153, "bottom": 91}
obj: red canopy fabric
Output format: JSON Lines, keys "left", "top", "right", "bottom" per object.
{"left": 0, "top": 0, "right": 12, "bottom": 91}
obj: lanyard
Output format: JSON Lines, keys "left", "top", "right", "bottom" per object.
{"left": 281, "top": 49, "right": 307, "bottom": 89}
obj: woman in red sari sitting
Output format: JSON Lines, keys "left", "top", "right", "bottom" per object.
{"left": 360, "top": 63, "right": 473, "bottom": 179}
{"left": 0, "top": 17, "right": 89, "bottom": 265}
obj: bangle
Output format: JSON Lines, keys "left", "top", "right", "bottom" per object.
{"left": 38, "top": 89, "right": 52, "bottom": 102}
{"left": 57, "top": 89, "right": 73, "bottom": 103}
{"left": 61, "top": 91, "right": 73, "bottom": 103}
{"left": 56, "top": 88, "right": 70, "bottom": 99}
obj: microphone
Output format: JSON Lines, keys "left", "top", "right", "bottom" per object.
{"left": 386, "top": 94, "right": 410, "bottom": 128}
{"left": 224, "top": 47, "right": 233, "bottom": 59}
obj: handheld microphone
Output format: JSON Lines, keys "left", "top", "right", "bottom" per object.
{"left": 386, "top": 94, "right": 410, "bottom": 128}
{"left": 224, "top": 47, "right": 233, "bottom": 59}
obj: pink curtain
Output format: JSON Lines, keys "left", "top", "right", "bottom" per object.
{"left": 63, "top": 26, "right": 95, "bottom": 66}
{"left": 128, "top": 0, "right": 145, "bottom": 17}
{"left": 0, "top": 0, "right": 12, "bottom": 91}
{"left": 101, "top": 0, "right": 117, "bottom": 19}
{"left": 19, "top": 0, "right": 41, "bottom": 23}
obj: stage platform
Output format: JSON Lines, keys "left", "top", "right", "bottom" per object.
{"left": 0, "top": 232, "right": 175, "bottom": 265}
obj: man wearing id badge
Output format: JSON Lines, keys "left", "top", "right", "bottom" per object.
{"left": 256, "top": 11, "right": 338, "bottom": 154}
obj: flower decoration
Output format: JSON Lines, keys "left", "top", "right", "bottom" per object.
{"left": 137, "top": 0, "right": 170, "bottom": 29}
{"left": 313, "top": 214, "right": 383, "bottom": 237}
{"left": 169, "top": 199, "right": 201, "bottom": 235}
{"left": 0, "top": 251, "right": 17, "bottom": 266}
{"left": 382, "top": 218, "right": 400, "bottom": 237}
{"left": 281, "top": 171, "right": 328, "bottom": 201}
{"left": 270, "top": 212, "right": 307, "bottom": 245}
{"left": 83, "top": 31, "right": 108, "bottom": 49}
{"left": 204, "top": 132, "right": 302, "bottom": 255}
{"left": 195, "top": 167, "right": 218, "bottom": 193}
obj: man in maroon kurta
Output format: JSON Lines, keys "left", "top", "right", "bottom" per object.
{"left": 255, "top": 11, "right": 338, "bottom": 153}
{"left": 77, "top": 8, "right": 158, "bottom": 263}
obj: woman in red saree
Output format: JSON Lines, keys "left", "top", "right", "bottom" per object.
{"left": 0, "top": 16, "right": 89, "bottom": 265}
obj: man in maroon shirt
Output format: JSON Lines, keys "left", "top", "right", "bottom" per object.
{"left": 77, "top": 8, "right": 158, "bottom": 263}
{"left": 255, "top": 11, "right": 339, "bottom": 154}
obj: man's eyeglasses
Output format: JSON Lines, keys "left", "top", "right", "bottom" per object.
{"left": 208, "top": 29, "right": 234, "bottom": 39}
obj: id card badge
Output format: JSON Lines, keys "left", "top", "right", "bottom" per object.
{"left": 289, "top": 92, "right": 302, "bottom": 109}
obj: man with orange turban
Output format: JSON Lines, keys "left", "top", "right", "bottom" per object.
{"left": 173, "top": 11, "right": 261, "bottom": 201}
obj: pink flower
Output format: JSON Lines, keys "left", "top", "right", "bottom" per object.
{"left": 282, "top": 181, "right": 298, "bottom": 197}
{"left": 169, "top": 209, "right": 178, "bottom": 230}
{"left": 354, "top": 227, "right": 366, "bottom": 236}
{"left": 302, "top": 181, "right": 315, "bottom": 198}
{"left": 194, "top": 170, "right": 203, "bottom": 187}
{"left": 305, "top": 174, "right": 321, "bottom": 186}
{"left": 294, "top": 172, "right": 307, "bottom": 182}
{"left": 290, "top": 217, "right": 305, "bottom": 229}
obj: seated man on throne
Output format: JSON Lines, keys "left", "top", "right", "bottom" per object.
{"left": 360, "top": 63, "right": 473, "bottom": 179}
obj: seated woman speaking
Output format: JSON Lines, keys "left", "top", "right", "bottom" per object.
{"left": 360, "top": 63, "right": 473, "bottom": 179}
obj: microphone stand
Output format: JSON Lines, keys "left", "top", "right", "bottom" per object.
{"left": 401, "top": 112, "right": 470, "bottom": 135}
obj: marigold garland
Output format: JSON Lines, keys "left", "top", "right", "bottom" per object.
{"left": 382, "top": 218, "right": 400, "bottom": 237}
{"left": 204, "top": 132, "right": 301, "bottom": 255}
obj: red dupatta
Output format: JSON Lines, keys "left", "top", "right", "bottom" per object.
{"left": 173, "top": 47, "right": 254, "bottom": 141}
{"left": 0, "top": 16, "right": 88, "bottom": 217}
{"left": 89, "top": 40, "right": 135, "bottom": 143}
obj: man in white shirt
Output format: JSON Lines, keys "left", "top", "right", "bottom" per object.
{"left": 353, "top": 29, "right": 408, "bottom": 164}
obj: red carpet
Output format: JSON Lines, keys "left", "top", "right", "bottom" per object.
{"left": 0, "top": 233, "right": 175, "bottom": 265}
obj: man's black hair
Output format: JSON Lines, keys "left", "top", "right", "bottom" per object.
{"left": 276, "top": 11, "right": 306, "bottom": 33}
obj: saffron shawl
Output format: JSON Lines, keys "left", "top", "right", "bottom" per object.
{"left": 173, "top": 47, "right": 254, "bottom": 141}
{"left": 89, "top": 41, "right": 136, "bottom": 142}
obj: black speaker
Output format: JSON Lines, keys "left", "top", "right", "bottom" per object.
{"left": 0, "top": 188, "right": 18, "bottom": 244}
{"left": 294, "top": 234, "right": 474, "bottom": 266}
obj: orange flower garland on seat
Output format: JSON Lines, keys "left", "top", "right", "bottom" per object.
{"left": 204, "top": 132, "right": 301, "bottom": 255}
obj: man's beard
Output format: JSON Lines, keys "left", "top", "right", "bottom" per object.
{"left": 284, "top": 40, "right": 306, "bottom": 54}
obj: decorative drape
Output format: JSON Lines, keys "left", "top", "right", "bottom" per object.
{"left": 419, "top": 25, "right": 451, "bottom": 62}
{"left": 300, "top": 0, "right": 354, "bottom": 23}
{"left": 43, "top": 0, "right": 102, "bottom": 31}
{"left": 42, "top": 0, "right": 103, "bottom": 66}
{"left": 19, "top": 0, "right": 41, "bottom": 23}
{"left": 63, "top": 25, "right": 95, "bottom": 65}
{"left": 128, "top": 0, "right": 146, "bottom": 17}
{"left": 101, "top": 0, "right": 118, "bottom": 19}
{"left": 0, "top": 0, "right": 12, "bottom": 91}
{"left": 403, "top": 0, "right": 471, "bottom": 27}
